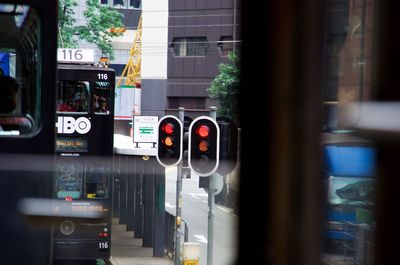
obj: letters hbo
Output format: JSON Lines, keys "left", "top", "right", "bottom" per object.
{"left": 56, "top": 117, "right": 91, "bottom": 134}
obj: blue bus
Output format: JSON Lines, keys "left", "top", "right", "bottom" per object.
{"left": 322, "top": 133, "right": 376, "bottom": 252}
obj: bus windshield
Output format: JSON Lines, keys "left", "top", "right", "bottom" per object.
{"left": 57, "top": 80, "right": 90, "bottom": 113}
{"left": 85, "top": 166, "right": 108, "bottom": 198}
{"left": 0, "top": 4, "right": 41, "bottom": 136}
{"left": 56, "top": 163, "right": 83, "bottom": 199}
{"left": 56, "top": 163, "right": 109, "bottom": 199}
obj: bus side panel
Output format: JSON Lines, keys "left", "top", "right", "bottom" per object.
{"left": 0, "top": 1, "right": 58, "bottom": 264}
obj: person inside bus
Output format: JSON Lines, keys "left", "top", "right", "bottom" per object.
{"left": 73, "top": 92, "right": 88, "bottom": 112}
{"left": 0, "top": 75, "right": 32, "bottom": 133}
{"left": 94, "top": 97, "right": 109, "bottom": 114}
{"left": 93, "top": 93, "right": 100, "bottom": 109}
{"left": 57, "top": 95, "right": 77, "bottom": 112}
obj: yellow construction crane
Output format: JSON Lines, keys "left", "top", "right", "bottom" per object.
{"left": 116, "top": 15, "right": 142, "bottom": 88}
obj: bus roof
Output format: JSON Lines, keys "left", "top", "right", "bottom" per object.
{"left": 57, "top": 63, "right": 115, "bottom": 72}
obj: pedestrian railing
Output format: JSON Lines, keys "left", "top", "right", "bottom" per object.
{"left": 165, "top": 210, "right": 189, "bottom": 259}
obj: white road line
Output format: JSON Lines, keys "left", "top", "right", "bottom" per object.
{"left": 165, "top": 202, "right": 176, "bottom": 208}
{"left": 217, "top": 206, "right": 231, "bottom": 213}
{"left": 188, "top": 193, "right": 208, "bottom": 199}
{"left": 194, "top": 234, "right": 208, "bottom": 244}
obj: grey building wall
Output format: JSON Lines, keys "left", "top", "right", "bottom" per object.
{"left": 167, "top": 0, "right": 241, "bottom": 113}
{"left": 141, "top": 79, "right": 168, "bottom": 117}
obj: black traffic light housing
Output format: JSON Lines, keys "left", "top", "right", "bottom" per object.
{"left": 188, "top": 116, "right": 220, "bottom": 176}
{"left": 182, "top": 115, "right": 193, "bottom": 167}
{"left": 182, "top": 115, "right": 193, "bottom": 178}
{"left": 156, "top": 115, "right": 183, "bottom": 167}
{"left": 216, "top": 117, "right": 238, "bottom": 175}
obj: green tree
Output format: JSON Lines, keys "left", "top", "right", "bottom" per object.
{"left": 58, "top": 0, "right": 78, "bottom": 48}
{"left": 58, "top": 0, "right": 125, "bottom": 59}
{"left": 78, "top": 0, "right": 124, "bottom": 59}
{"left": 209, "top": 52, "right": 240, "bottom": 124}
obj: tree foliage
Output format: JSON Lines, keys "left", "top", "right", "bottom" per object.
{"left": 78, "top": 0, "right": 124, "bottom": 59}
{"left": 58, "top": 0, "right": 124, "bottom": 59}
{"left": 209, "top": 52, "right": 240, "bottom": 124}
{"left": 58, "top": 0, "right": 78, "bottom": 48}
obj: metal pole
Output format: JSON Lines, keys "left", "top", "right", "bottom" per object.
{"left": 233, "top": 0, "right": 237, "bottom": 53}
{"left": 207, "top": 106, "right": 217, "bottom": 265}
{"left": 175, "top": 107, "right": 185, "bottom": 265}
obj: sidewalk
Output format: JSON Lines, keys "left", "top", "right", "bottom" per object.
{"left": 109, "top": 218, "right": 174, "bottom": 265}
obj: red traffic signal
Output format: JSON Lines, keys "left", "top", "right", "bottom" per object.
{"left": 162, "top": 123, "right": 175, "bottom": 134}
{"left": 189, "top": 116, "right": 220, "bottom": 176}
{"left": 196, "top": 125, "right": 210, "bottom": 138}
{"left": 156, "top": 116, "right": 183, "bottom": 167}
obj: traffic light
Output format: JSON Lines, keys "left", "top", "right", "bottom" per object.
{"left": 189, "top": 116, "right": 220, "bottom": 176}
{"left": 156, "top": 116, "right": 183, "bottom": 167}
{"left": 182, "top": 115, "right": 193, "bottom": 174}
{"left": 216, "top": 117, "right": 238, "bottom": 175}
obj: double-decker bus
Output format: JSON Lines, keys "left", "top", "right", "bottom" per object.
{"left": 53, "top": 55, "right": 115, "bottom": 263}
{"left": 0, "top": 1, "right": 57, "bottom": 264}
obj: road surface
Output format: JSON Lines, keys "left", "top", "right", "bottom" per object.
{"left": 165, "top": 167, "right": 238, "bottom": 265}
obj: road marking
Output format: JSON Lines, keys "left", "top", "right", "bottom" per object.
{"left": 188, "top": 193, "right": 208, "bottom": 200}
{"left": 165, "top": 202, "right": 176, "bottom": 208}
{"left": 194, "top": 234, "right": 208, "bottom": 244}
{"left": 217, "top": 206, "right": 231, "bottom": 213}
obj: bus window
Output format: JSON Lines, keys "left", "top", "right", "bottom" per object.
{"left": 56, "top": 163, "right": 84, "bottom": 199}
{"left": 85, "top": 166, "right": 108, "bottom": 198}
{"left": 57, "top": 80, "right": 90, "bottom": 113}
{"left": 0, "top": 4, "right": 41, "bottom": 136}
{"left": 94, "top": 81, "right": 111, "bottom": 115}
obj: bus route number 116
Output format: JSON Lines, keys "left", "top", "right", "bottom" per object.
{"left": 57, "top": 48, "right": 95, "bottom": 64}
{"left": 98, "top": 73, "right": 108, "bottom": 80}
{"left": 99, "top": 242, "right": 109, "bottom": 249}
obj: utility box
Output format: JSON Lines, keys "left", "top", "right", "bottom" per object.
{"left": 182, "top": 242, "right": 200, "bottom": 265}
{"left": 114, "top": 85, "right": 141, "bottom": 119}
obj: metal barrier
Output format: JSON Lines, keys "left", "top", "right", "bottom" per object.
{"left": 165, "top": 210, "right": 189, "bottom": 259}
{"left": 344, "top": 222, "right": 375, "bottom": 265}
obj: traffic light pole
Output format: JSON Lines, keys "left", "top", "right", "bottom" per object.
{"left": 175, "top": 107, "right": 184, "bottom": 265}
{"left": 207, "top": 106, "right": 217, "bottom": 265}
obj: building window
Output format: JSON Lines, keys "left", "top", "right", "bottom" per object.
{"left": 168, "top": 97, "right": 206, "bottom": 109}
{"left": 100, "top": 0, "right": 108, "bottom": 5}
{"left": 129, "top": 0, "right": 141, "bottom": 9}
{"left": 112, "top": 0, "right": 140, "bottom": 9}
{"left": 113, "top": 0, "right": 126, "bottom": 8}
{"left": 218, "top": 36, "right": 233, "bottom": 56}
{"left": 172, "top": 37, "right": 209, "bottom": 57}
